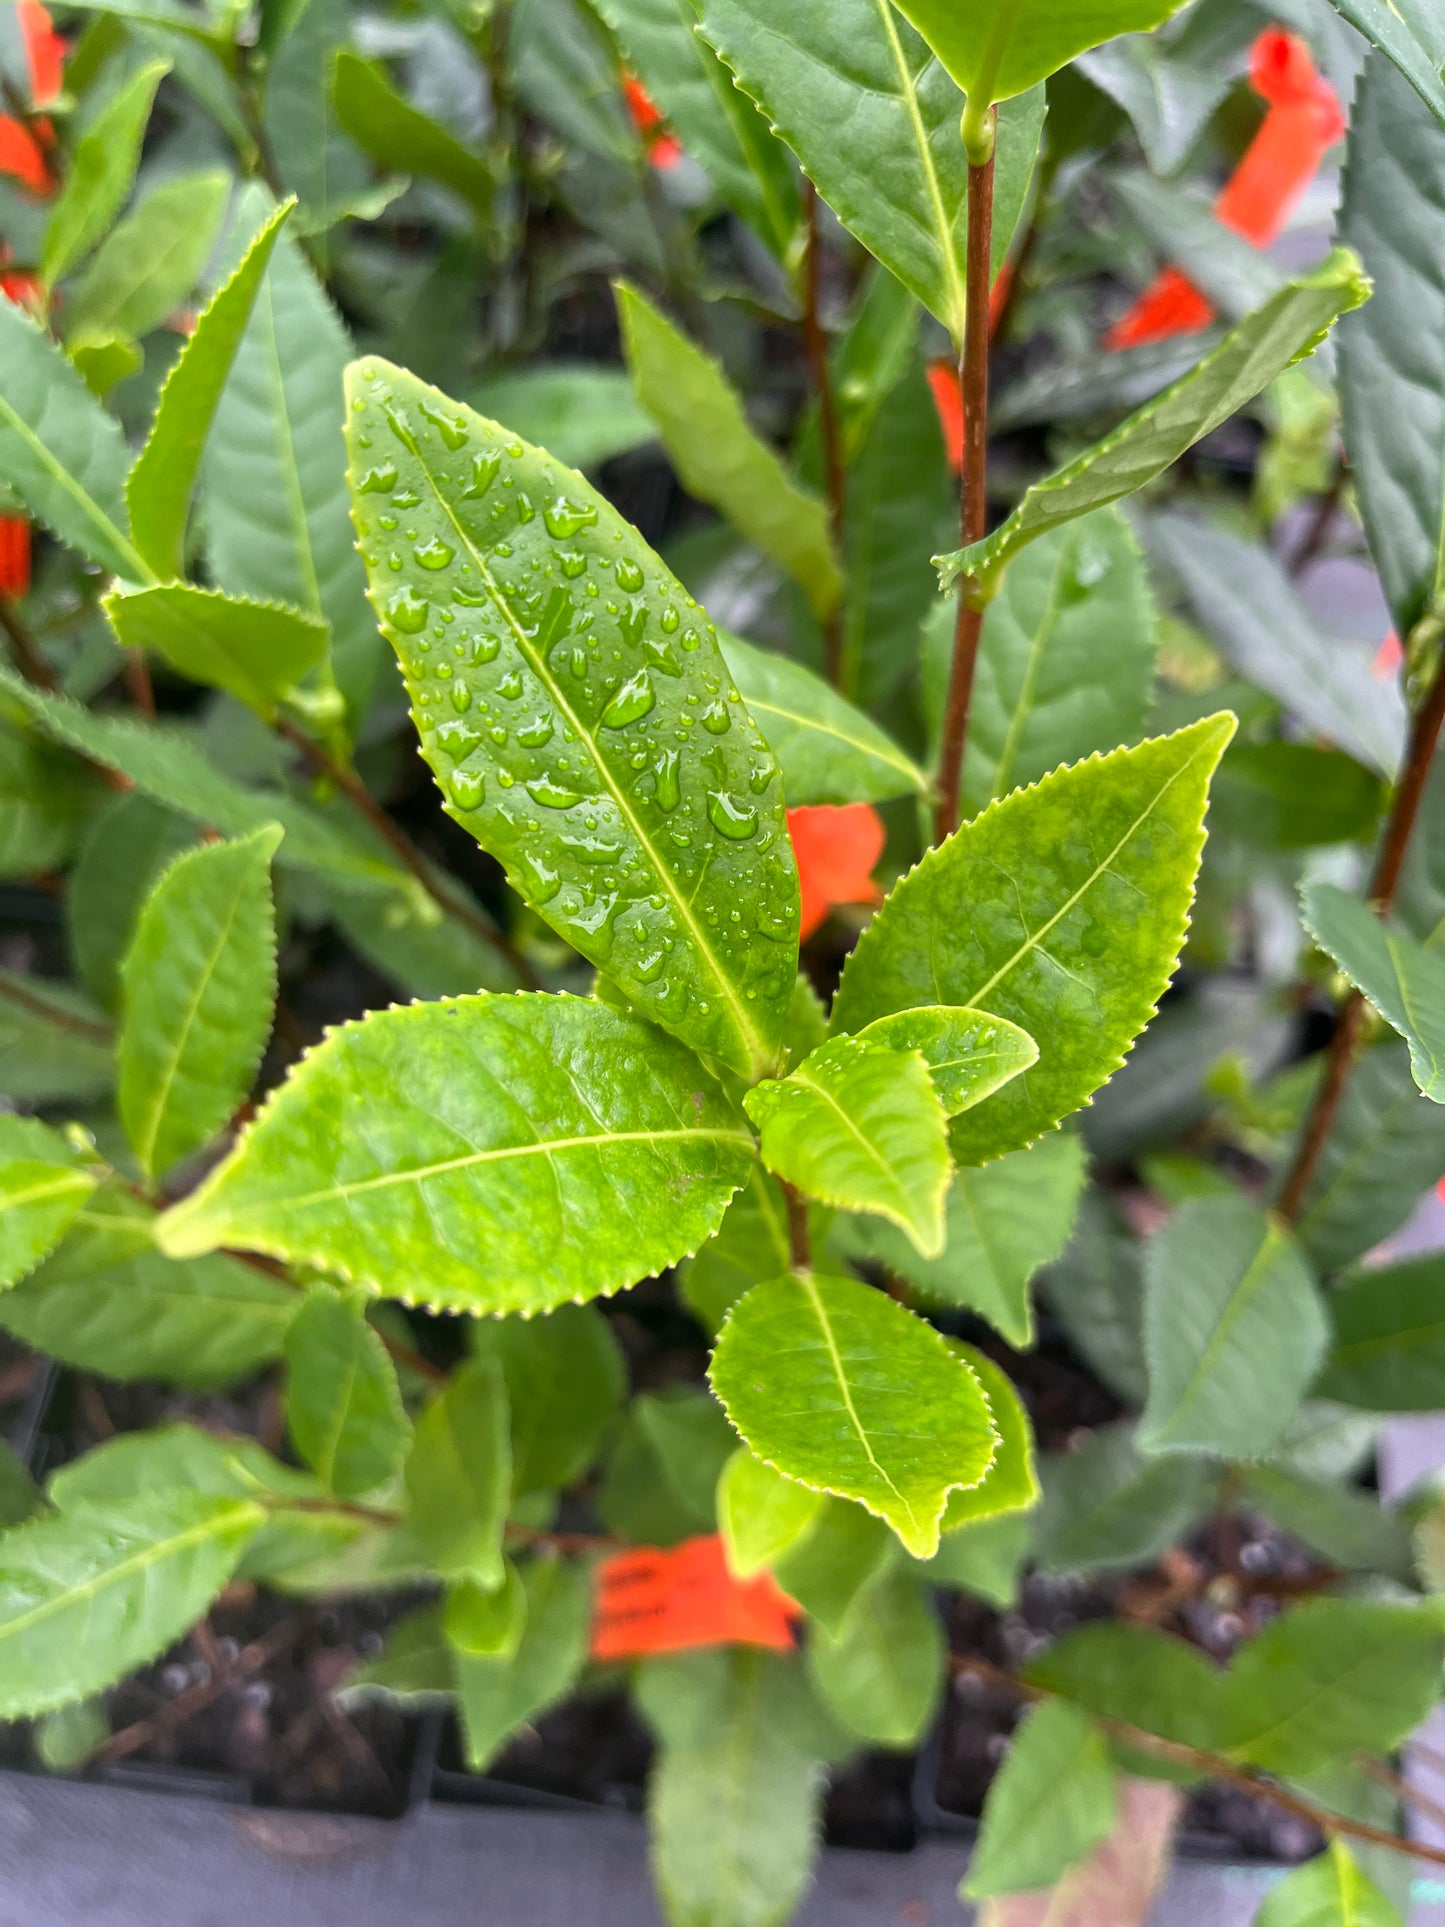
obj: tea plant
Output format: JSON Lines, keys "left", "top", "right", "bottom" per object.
{"left": 1, "top": 0, "right": 1445, "bottom": 1920}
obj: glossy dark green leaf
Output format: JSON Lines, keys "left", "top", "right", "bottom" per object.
{"left": 892, "top": 0, "right": 1189, "bottom": 104}
{"left": 345, "top": 357, "right": 799, "bottom": 1078}
{"left": 1033, "top": 1423, "right": 1209, "bottom": 1574}
{"left": 284, "top": 1285, "right": 412, "bottom": 1498}
{"left": 962, "top": 1700, "right": 1118, "bottom": 1899}
{"left": 105, "top": 584, "right": 329, "bottom": 720}
{"left": 66, "top": 169, "right": 228, "bottom": 341}
{"left": 469, "top": 1304, "right": 626, "bottom": 1496}
{"left": 1317, "top": 1255, "right": 1445, "bottom": 1411}
{"left": 0, "top": 1117, "right": 96, "bottom": 1291}
{"left": 331, "top": 51, "right": 493, "bottom": 217}
{"left": 41, "top": 59, "right": 170, "bottom": 287}
{"left": 455, "top": 1555, "right": 591, "bottom": 1769}
{"left": 405, "top": 1357, "right": 510, "bottom": 1588}
{"left": 805, "top": 1567, "right": 942, "bottom": 1747}
{"left": 1304, "top": 882, "right": 1445, "bottom": 1102}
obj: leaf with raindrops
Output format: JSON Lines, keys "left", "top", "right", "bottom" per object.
{"left": 344, "top": 361, "right": 800, "bottom": 1080}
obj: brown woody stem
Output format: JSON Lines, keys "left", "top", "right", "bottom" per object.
{"left": 783, "top": 1181, "right": 812, "bottom": 1273}
{"left": 0, "top": 971, "right": 114, "bottom": 1045}
{"left": 801, "top": 179, "right": 847, "bottom": 689}
{"left": 0, "top": 595, "right": 58, "bottom": 692}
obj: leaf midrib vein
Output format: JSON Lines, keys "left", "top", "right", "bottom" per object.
{"left": 798, "top": 1272, "right": 909, "bottom": 1517}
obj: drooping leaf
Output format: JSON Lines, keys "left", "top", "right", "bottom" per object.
{"left": 284, "top": 1285, "right": 412, "bottom": 1498}
{"left": 937, "top": 254, "right": 1371, "bottom": 592}
{"left": 118, "top": 825, "right": 282, "bottom": 1180}
{"left": 0, "top": 299, "right": 146, "bottom": 580}
{"left": 805, "top": 1566, "right": 943, "bottom": 1747}
{"left": 963, "top": 1700, "right": 1118, "bottom": 1899}
{"left": 126, "top": 196, "right": 294, "bottom": 583}
{"left": 717, "top": 1448, "right": 824, "bottom": 1579}
{"left": 1253, "top": 1840, "right": 1405, "bottom": 1927}
{"left": 599, "top": 1387, "right": 737, "bottom": 1546}
{"left": 1303, "top": 882, "right": 1445, "bottom": 1102}
{"left": 1326, "top": 0, "right": 1445, "bottom": 128}
{"left": 455, "top": 1554, "right": 590, "bottom": 1769}
{"left": 1316, "top": 1254, "right": 1445, "bottom": 1411}
{"left": 469, "top": 1303, "right": 626, "bottom": 1496}
{"left": 41, "top": 59, "right": 170, "bottom": 287}
{"left": 697, "top": 0, "right": 1044, "bottom": 342}
{"left": 745, "top": 1037, "right": 950, "bottom": 1256}
{"left": 331, "top": 51, "right": 493, "bottom": 218}
{"left": 852, "top": 1005, "right": 1039, "bottom": 1118}
{"left": 832, "top": 715, "right": 1235, "bottom": 1164}
{"left": 105, "top": 584, "right": 330, "bottom": 720}
{"left": 344, "top": 358, "right": 799, "bottom": 1078}
{"left": 891, "top": 0, "right": 1188, "bottom": 104}
{"left": 0, "top": 1491, "right": 263, "bottom": 1718}
{"left": 841, "top": 1133, "right": 1086, "bottom": 1348}
{"left": 1032, "top": 1423, "right": 1210, "bottom": 1574}
{"left": 65, "top": 169, "right": 229, "bottom": 341}
{"left": 939, "top": 1343, "right": 1039, "bottom": 1527}
{"left": 468, "top": 364, "right": 654, "bottom": 472}
{"left": 719, "top": 631, "right": 926, "bottom": 806}
{"left": 405, "top": 1357, "right": 510, "bottom": 1589}
{"left": 617, "top": 282, "right": 840, "bottom": 620}
{"left": 1138, "top": 1196, "right": 1328, "bottom": 1459}
{"left": 710, "top": 1271, "right": 997, "bottom": 1557}
{"left": 1025, "top": 1622, "right": 1224, "bottom": 1757}
{"left": 0, "top": 1117, "right": 96, "bottom": 1292}
{"left": 157, "top": 994, "right": 755, "bottom": 1312}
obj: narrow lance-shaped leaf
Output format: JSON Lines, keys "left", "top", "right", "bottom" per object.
{"left": 66, "top": 169, "right": 230, "bottom": 341}
{"left": 937, "top": 253, "right": 1371, "bottom": 592}
{"left": 710, "top": 1271, "right": 997, "bottom": 1557}
{"left": 892, "top": 0, "right": 1188, "bottom": 106}
{"left": 0, "top": 1118, "right": 96, "bottom": 1292}
{"left": 455, "top": 1554, "right": 591, "bottom": 1770}
{"left": 1304, "top": 881, "right": 1445, "bottom": 1103}
{"left": 405, "top": 1358, "right": 510, "bottom": 1589}
{"left": 284, "top": 1285, "right": 412, "bottom": 1499}
{"left": 617, "top": 282, "right": 840, "bottom": 620}
{"left": 331, "top": 51, "right": 493, "bottom": 218}
{"left": 1327, "top": 0, "right": 1445, "bottom": 129}
{"left": 41, "top": 59, "right": 170, "bottom": 287}
{"left": 156, "top": 994, "right": 756, "bottom": 1315}
{"left": 963, "top": 1700, "right": 1118, "bottom": 1899}
{"left": 118, "top": 825, "right": 283, "bottom": 1181}
{"left": 344, "top": 358, "right": 799, "bottom": 1079}
{"left": 832, "top": 715, "right": 1235, "bottom": 1165}
{"left": 105, "top": 584, "right": 330, "bottom": 721}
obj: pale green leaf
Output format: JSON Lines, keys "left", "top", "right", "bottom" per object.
{"left": 1327, "top": 0, "right": 1445, "bottom": 128}
{"left": 937, "top": 254, "right": 1371, "bottom": 591}
{"left": 805, "top": 1566, "right": 942, "bottom": 1747}
{"left": 126, "top": 197, "right": 294, "bottom": 583}
{"left": 405, "top": 1357, "right": 511, "bottom": 1588}
{"left": 940, "top": 1342, "right": 1039, "bottom": 1527}
{"left": 284, "top": 1285, "right": 412, "bottom": 1498}
{"left": 344, "top": 358, "right": 799, "bottom": 1079}
{"left": 45, "top": 1421, "right": 315, "bottom": 1514}
{"left": 1254, "top": 1840, "right": 1405, "bottom": 1927}
{"left": 1304, "top": 882, "right": 1445, "bottom": 1102}
{"left": 710, "top": 1271, "right": 997, "bottom": 1556}
{"left": 718, "top": 1449, "right": 824, "bottom": 1579}
{"left": 456, "top": 1553, "right": 590, "bottom": 1769}
{"left": 446, "top": 1562, "right": 528, "bottom": 1660}
{"left": 66, "top": 169, "right": 229, "bottom": 341}
{"left": 105, "top": 583, "right": 329, "bottom": 720}
{"left": 853, "top": 1003, "right": 1039, "bottom": 1117}
{"left": 891, "top": 0, "right": 1188, "bottom": 104}
{"left": 1033, "top": 1423, "right": 1210, "bottom": 1574}
{"left": 832, "top": 715, "right": 1235, "bottom": 1164}
{"left": 118, "top": 824, "right": 282, "bottom": 1179}
{"left": 772, "top": 1498, "right": 895, "bottom": 1634}
{"left": 468, "top": 364, "right": 654, "bottom": 472}
{"left": 469, "top": 1303, "right": 626, "bottom": 1496}
{"left": 0, "top": 1117, "right": 96, "bottom": 1291}
{"left": 67, "top": 328, "right": 142, "bottom": 399}
{"left": 1025, "top": 1621, "right": 1224, "bottom": 1756}
{"left": 41, "top": 60, "right": 170, "bottom": 287}
{"left": 331, "top": 51, "right": 493, "bottom": 218}
{"left": 963, "top": 1700, "right": 1118, "bottom": 1898}
{"left": 919, "top": 1509, "right": 1029, "bottom": 1605}
{"left": 617, "top": 281, "right": 840, "bottom": 620}
{"left": 157, "top": 993, "right": 755, "bottom": 1313}
{"left": 1317, "top": 1254, "right": 1445, "bottom": 1411}
{"left": 1139, "top": 1196, "right": 1328, "bottom": 1459}
{"left": 0, "top": 1490, "right": 263, "bottom": 1718}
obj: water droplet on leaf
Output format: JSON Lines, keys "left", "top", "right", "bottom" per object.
{"left": 601, "top": 670, "right": 656, "bottom": 728}
{"left": 707, "top": 791, "right": 758, "bottom": 840}
{"left": 387, "top": 587, "right": 429, "bottom": 634}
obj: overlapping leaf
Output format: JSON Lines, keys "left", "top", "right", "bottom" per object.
{"left": 718, "top": 1448, "right": 824, "bottom": 1578}
{"left": 331, "top": 51, "right": 493, "bottom": 217}
{"left": 41, "top": 59, "right": 169, "bottom": 287}
{"left": 1328, "top": 0, "right": 1445, "bottom": 127}
{"left": 66, "top": 169, "right": 229, "bottom": 341}
{"left": 805, "top": 1568, "right": 942, "bottom": 1747}
{"left": 892, "top": 0, "right": 1189, "bottom": 104}
{"left": 406, "top": 1359, "right": 511, "bottom": 1589}
{"left": 1317, "top": 1255, "right": 1445, "bottom": 1411}
{"left": 105, "top": 584, "right": 330, "bottom": 720}
{"left": 0, "top": 1118, "right": 96, "bottom": 1292}
{"left": 963, "top": 1701, "right": 1118, "bottom": 1898}
{"left": 455, "top": 1555, "right": 591, "bottom": 1769}
{"left": 284, "top": 1285, "right": 412, "bottom": 1498}
{"left": 1304, "top": 882, "right": 1445, "bottom": 1102}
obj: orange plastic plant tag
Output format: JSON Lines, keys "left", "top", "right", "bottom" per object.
{"left": 590, "top": 1533, "right": 799, "bottom": 1662}
{"left": 787, "top": 803, "right": 885, "bottom": 941}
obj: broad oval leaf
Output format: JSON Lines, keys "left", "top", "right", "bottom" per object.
{"left": 0, "top": 1491, "right": 263, "bottom": 1718}
{"left": 156, "top": 993, "right": 756, "bottom": 1313}
{"left": 1254, "top": 1841, "right": 1404, "bottom": 1927}
{"left": 469, "top": 1303, "right": 626, "bottom": 1496}
{"left": 284, "top": 1285, "right": 412, "bottom": 1498}
{"left": 41, "top": 59, "right": 170, "bottom": 288}
{"left": 105, "top": 583, "right": 330, "bottom": 721}
{"left": 406, "top": 1357, "right": 511, "bottom": 1589}
{"left": 0, "top": 1117, "right": 96, "bottom": 1292}
{"left": 118, "top": 825, "right": 283, "bottom": 1180}
{"left": 892, "top": 0, "right": 1188, "bottom": 105}
{"left": 805, "top": 1566, "right": 942, "bottom": 1747}
{"left": 1304, "top": 882, "right": 1445, "bottom": 1103}
{"left": 832, "top": 715, "right": 1235, "bottom": 1164}
{"left": 854, "top": 1004, "right": 1038, "bottom": 1117}
{"left": 710, "top": 1271, "right": 997, "bottom": 1557}
{"left": 962, "top": 1700, "right": 1118, "bottom": 1899}
{"left": 344, "top": 358, "right": 799, "bottom": 1079}
{"left": 745, "top": 1037, "right": 950, "bottom": 1257}
{"left": 717, "top": 1447, "right": 824, "bottom": 1579}
{"left": 1317, "top": 1255, "right": 1445, "bottom": 1412}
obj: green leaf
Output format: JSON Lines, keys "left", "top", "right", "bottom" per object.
{"left": 66, "top": 169, "right": 229, "bottom": 341}
{"left": 1239, "top": 1464, "right": 1417, "bottom": 1587}
{"left": 592, "top": 0, "right": 802, "bottom": 258}
{"left": 0, "top": 718, "right": 93, "bottom": 879}
{"left": 126, "top": 197, "right": 294, "bottom": 583}
{"left": 284, "top": 1285, "right": 412, "bottom": 1498}
{"left": 0, "top": 1439, "right": 42, "bottom": 1528}
{"left": 805, "top": 1566, "right": 942, "bottom": 1746}
{"left": 1138, "top": 1196, "right": 1328, "bottom": 1459}
{"left": 840, "top": 1133, "right": 1086, "bottom": 1347}
{"left": 962, "top": 1700, "right": 1118, "bottom": 1899}
{"left": 1032, "top": 1422, "right": 1210, "bottom": 1574}
{"left": 1210, "top": 744, "right": 1383, "bottom": 852}
{"left": 1220, "top": 1598, "right": 1444, "bottom": 1777}
{"left": 262, "top": 0, "right": 369, "bottom": 245}
{"left": 1317, "top": 1255, "right": 1445, "bottom": 1411}
{"left": 1288, "top": 1043, "right": 1445, "bottom": 1274}
{"left": 937, "top": 254, "right": 1371, "bottom": 592}
{"left": 469, "top": 1303, "right": 626, "bottom": 1496}
{"left": 832, "top": 715, "right": 1235, "bottom": 1164}
{"left": 717, "top": 1448, "right": 824, "bottom": 1578}
{"left": 68, "top": 328, "right": 142, "bottom": 399}
{"left": 1303, "top": 882, "right": 1445, "bottom": 1102}
{"left": 718, "top": 631, "right": 926, "bottom": 806}
{"left": 923, "top": 507, "right": 1158, "bottom": 818}
{"left": 158, "top": 993, "right": 753, "bottom": 1312}
{"left": 617, "top": 282, "right": 840, "bottom": 620}
{"left": 1038, "top": 1190, "right": 1147, "bottom": 1403}
{"left": 638, "top": 1647, "right": 833, "bottom": 1927}
{"left": 0, "top": 1118, "right": 96, "bottom": 1291}
{"left": 344, "top": 359, "right": 799, "bottom": 1079}
{"left": 331, "top": 51, "right": 493, "bottom": 218}
{"left": 0, "top": 299, "right": 147, "bottom": 581}
{"left": 46, "top": 1421, "right": 314, "bottom": 1514}
{"left": 0, "top": 1491, "right": 262, "bottom": 1718}
{"left": 455, "top": 1554, "right": 590, "bottom": 1769}
{"left": 0, "top": 1189, "right": 297, "bottom": 1387}
{"left": 599, "top": 1387, "right": 738, "bottom": 1545}
{"left": 342, "top": 1603, "right": 453, "bottom": 1708}
{"left": 680, "top": 1165, "right": 794, "bottom": 1335}
{"left": 446, "top": 1562, "right": 528, "bottom": 1661}
{"left": 118, "top": 824, "right": 282, "bottom": 1180}
{"left": 1327, "top": 0, "right": 1445, "bottom": 129}
{"left": 405, "top": 1357, "right": 510, "bottom": 1588}
{"left": 41, "top": 59, "right": 170, "bottom": 288}
{"left": 1025, "top": 1621, "right": 1223, "bottom": 1756}
{"left": 697, "top": 0, "right": 1044, "bottom": 343}
{"left": 920, "top": 1509, "right": 1029, "bottom": 1605}
{"left": 853, "top": 1004, "right": 1039, "bottom": 1118}
{"left": 710, "top": 1271, "right": 997, "bottom": 1556}
{"left": 468, "top": 365, "right": 654, "bottom": 472}
{"left": 772, "top": 1498, "right": 895, "bottom": 1633}
{"left": 1254, "top": 1840, "right": 1405, "bottom": 1927}
{"left": 105, "top": 584, "right": 330, "bottom": 720}
{"left": 0, "top": 967, "right": 114, "bottom": 1105}
{"left": 36, "top": 1699, "right": 108, "bottom": 1773}
{"left": 940, "top": 1343, "right": 1039, "bottom": 1526}
{"left": 744, "top": 1037, "right": 951, "bottom": 1256}
{"left": 892, "top": 0, "right": 1188, "bottom": 104}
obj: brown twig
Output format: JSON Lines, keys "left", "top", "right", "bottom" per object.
{"left": 0, "top": 971, "right": 114, "bottom": 1045}
{"left": 1278, "top": 649, "right": 1445, "bottom": 1222}
{"left": 221, "top": 1247, "right": 449, "bottom": 1388}
{"left": 801, "top": 179, "right": 847, "bottom": 690}
{"left": 933, "top": 122, "right": 996, "bottom": 845}
{"left": 0, "top": 595, "right": 59, "bottom": 691}
{"left": 1287, "top": 459, "right": 1347, "bottom": 578}
{"left": 92, "top": 1618, "right": 298, "bottom": 1768}
{"left": 1357, "top": 1753, "right": 1445, "bottom": 1837}
{"left": 782, "top": 1180, "right": 811, "bottom": 1272}
{"left": 121, "top": 648, "right": 156, "bottom": 717}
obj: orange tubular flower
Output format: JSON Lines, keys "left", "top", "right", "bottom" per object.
{"left": 1106, "top": 27, "right": 1346, "bottom": 352}
{"left": 788, "top": 802, "right": 886, "bottom": 941}
{"left": 926, "top": 267, "right": 1014, "bottom": 472}
{"left": 0, "top": 0, "right": 64, "bottom": 195}
{"left": 622, "top": 71, "right": 682, "bottom": 171}
{"left": 0, "top": 517, "right": 30, "bottom": 598}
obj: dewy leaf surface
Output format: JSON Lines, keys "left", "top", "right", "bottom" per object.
{"left": 710, "top": 1271, "right": 997, "bottom": 1557}
{"left": 697, "top": 0, "right": 1043, "bottom": 342}
{"left": 0, "top": 1118, "right": 96, "bottom": 1292}
{"left": 853, "top": 1005, "right": 1038, "bottom": 1117}
{"left": 156, "top": 994, "right": 756, "bottom": 1314}
{"left": 118, "top": 826, "right": 283, "bottom": 1180}
{"left": 1304, "top": 882, "right": 1445, "bottom": 1103}
{"left": 892, "top": 0, "right": 1188, "bottom": 104}
{"left": 345, "top": 359, "right": 799, "bottom": 1079}
{"left": 104, "top": 584, "right": 330, "bottom": 721}
{"left": 937, "top": 253, "right": 1371, "bottom": 590}
{"left": 832, "top": 715, "right": 1234, "bottom": 1164}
